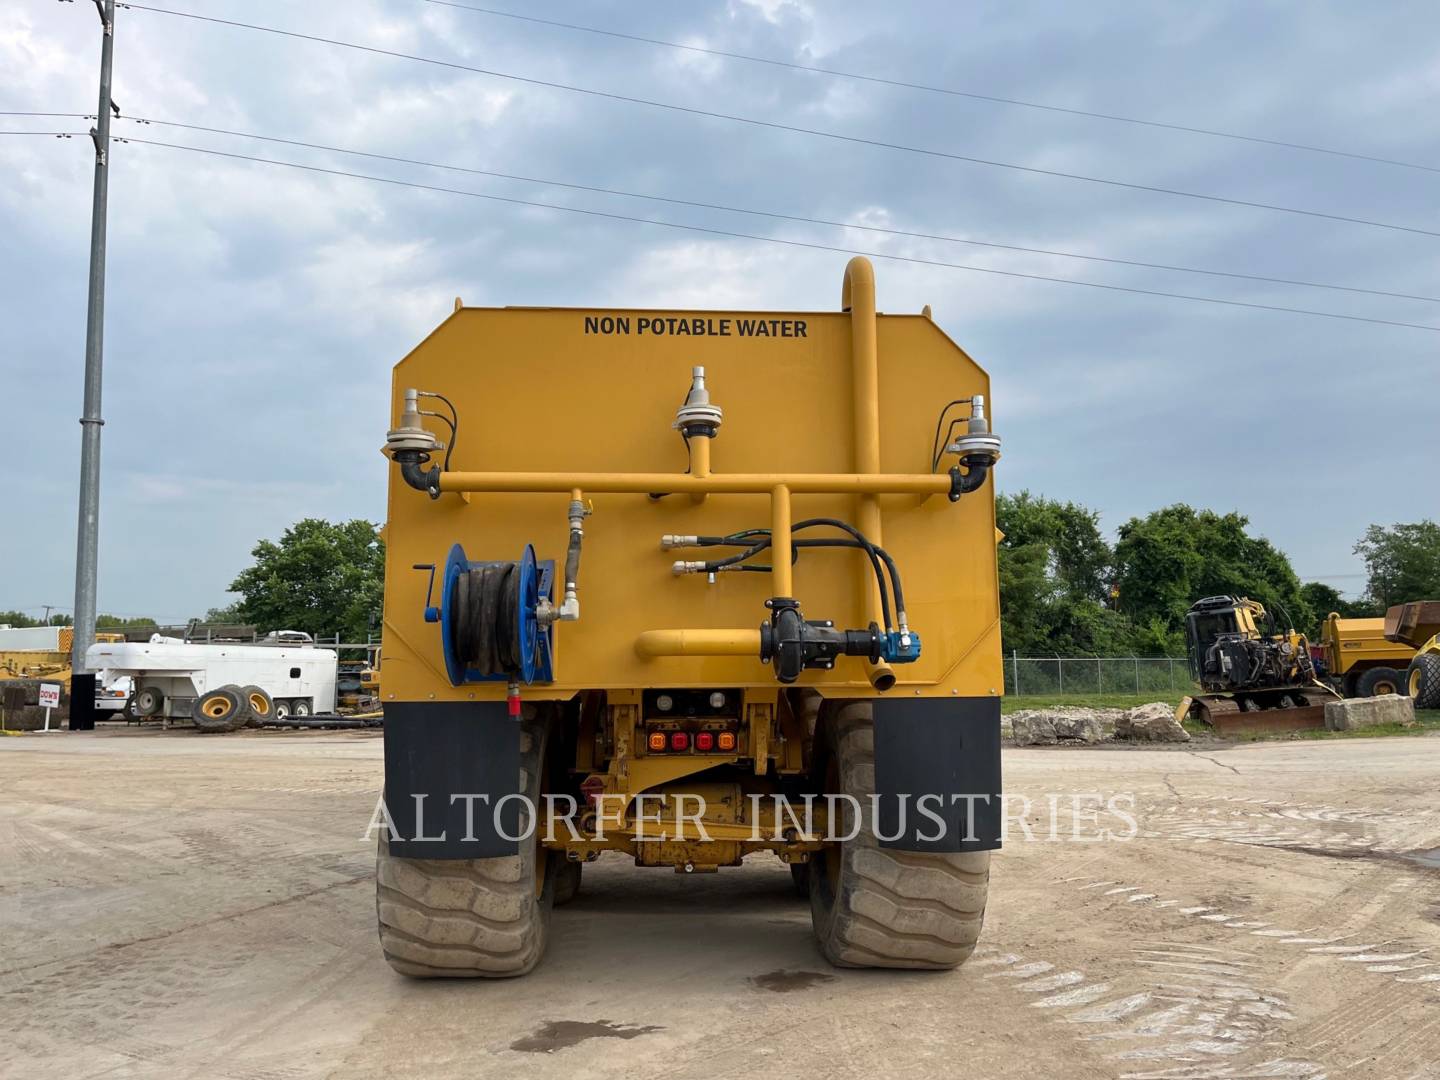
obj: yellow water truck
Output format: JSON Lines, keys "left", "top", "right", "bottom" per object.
{"left": 375, "top": 258, "right": 1004, "bottom": 976}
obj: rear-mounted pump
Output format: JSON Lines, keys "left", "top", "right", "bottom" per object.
{"left": 759, "top": 598, "right": 919, "bottom": 684}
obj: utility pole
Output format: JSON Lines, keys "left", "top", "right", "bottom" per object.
{"left": 70, "top": 0, "right": 116, "bottom": 721}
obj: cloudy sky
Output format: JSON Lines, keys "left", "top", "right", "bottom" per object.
{"left": 2, "top": 0, "right": 1437, "bottom": 625}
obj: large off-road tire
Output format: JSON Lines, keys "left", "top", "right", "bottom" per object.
{"left": 809, "top": 701, "right": 990, "bottom": 970}
{"left": 553, "top": 859, "right": 582, "bottom": 906}
{"left": 193, "top": 686, "right": 249, "bottom": 733}
{"left": 1357, "top": 667, "right": 1402, "bottom": 698}
{"left": 1408, "top": 654, "right": 1440, "bottom": 711}
{"left": 376, "top": 710, "right": 558, "bottom": 978}
{"left": 240, "top": 685, "right": 273, "bottom": 728}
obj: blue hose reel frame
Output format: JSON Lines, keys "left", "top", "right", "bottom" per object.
{"left": 433, "top": 542, "right": 555, "bottom": 686}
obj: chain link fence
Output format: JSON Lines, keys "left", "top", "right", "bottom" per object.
{"left": 1005, "top": 655, "right": 1195, "bottom": 697}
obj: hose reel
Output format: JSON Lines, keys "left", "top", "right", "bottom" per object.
{"left": 430, "top": 543, "right": 554, "bottom": 686}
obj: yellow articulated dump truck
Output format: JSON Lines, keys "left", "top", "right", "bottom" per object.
{"left": 1385, "top": 601, "right": 1440, "bottom": 710}
{"left": 1316, "top": 612, "right": 1415, "bottom": 698}
{"left": 374, "top": 257, "right": 1004, "bottom": 977}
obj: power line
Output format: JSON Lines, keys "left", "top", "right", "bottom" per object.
{"left": 113, "top": 135, "right": 1440, "bottom": 334}
{"left": 124, "top": 4, "right": 1440, "bottom": 240}
{"left": 425, "top": 0, "right": 1440, "bottom": 177}
{"left": 115, "top": 115, "right": 1440, "bottom": 305}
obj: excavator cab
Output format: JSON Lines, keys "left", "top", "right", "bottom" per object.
{"left": 1178, "top": 595, "right": 1336, "bottom": 734}
{"left": 1183, "top": 596, "right": 1264, "bottom": 685}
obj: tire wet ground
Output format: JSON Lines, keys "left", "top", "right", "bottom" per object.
{"left": 3, "top": 728, "right": 1439, "bottom": 1079}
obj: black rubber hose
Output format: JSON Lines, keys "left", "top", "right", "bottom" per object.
{"left": 699, "top": 531, "right": 896, "bottom": 632}
{"left": 791, "top": 518, "right": 905, "bottom": 621}
{"left": 564, "top": 528, "right": 582, "bottom": 589}
{"left": 456, "top": 563, "right": 523, "bottom": 676}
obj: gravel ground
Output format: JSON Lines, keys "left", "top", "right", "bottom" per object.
{"left": 3, "top": 727, "right": 1439, "bottom": 1079}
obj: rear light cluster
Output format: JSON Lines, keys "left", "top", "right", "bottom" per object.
{"left": 645, "top": 728, "right": 738, "bottom": 754}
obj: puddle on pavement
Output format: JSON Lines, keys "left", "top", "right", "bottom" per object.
{"left": 751, "top": 969, "right": 835, "bottom": 993}
{"left": 509, "top": 1020, "right": 662, "bottom": 1054}
{"left": 1407, "top": 847, "right": 1440, "bottom": 870}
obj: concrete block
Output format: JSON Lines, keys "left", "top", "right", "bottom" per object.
{"left": 1324, "top": 694, "right": 1415, "bottom": 731}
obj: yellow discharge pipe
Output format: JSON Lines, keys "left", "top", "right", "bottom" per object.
{"left": 636, "top": 629, "right": 763, "bottom": 658}
{"left": 771, "top": 484, "right": 793, "bottom": 598}
{"left": 688, "top": 433, "right": 710, "bottom": 504}
{"left": 437, "top": 471, "right": 951, "bottom": 495}
{"left": 842, "top": 256, "right": 895, "bottom": 691}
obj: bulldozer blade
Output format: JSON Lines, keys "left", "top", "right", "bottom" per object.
{"left": 1207, "top": 705, "right": 1328, "bottom": 736}
{"left": 1185, "top": 695, "right": 1329, "bottom": 736}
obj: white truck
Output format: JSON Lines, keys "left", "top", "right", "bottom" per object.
{"left": 86, "top": 635, "right": 337, "bottom": 731}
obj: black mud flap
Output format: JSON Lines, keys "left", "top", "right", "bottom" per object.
{"left": 872, "top": 697, "right": 1002, "bottom": 853}
{"left": 383, "top": 701, "right": 521, "bottom": 859}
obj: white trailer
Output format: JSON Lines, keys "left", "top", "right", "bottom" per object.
{"left": 86, "top": 636, "right": 337, "bottom": 722}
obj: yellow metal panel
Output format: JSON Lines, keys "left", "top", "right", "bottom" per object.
{"left": 380, "top": 264, "right": 1000, "bottom": 702}
{"left": 1320, "top": 613, "right": 1416, "bottom": 674}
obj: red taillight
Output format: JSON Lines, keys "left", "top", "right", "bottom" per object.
{"left": 717, "top": 731, "right": 737, "bottom": 752}
{"left": 670, "top": 731, "right": 690, "bottom": 752}
{"left": 579, "top": 774, "right": 605, "bottom": 806}
{"left": 695, "top": 731, "right": 715, "bottom": 752}
{"left": 647, "top": 731, "right": 667, "bottom": 752}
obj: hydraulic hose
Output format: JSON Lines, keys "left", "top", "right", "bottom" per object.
{"left": 690, "top": 521, "right": 901, "bottom": 633}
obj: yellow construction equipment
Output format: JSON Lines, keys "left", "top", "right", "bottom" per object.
{"left": 1175, "top": 596, "right": 1337, "bottom": 735}
{"left": 374, "top": 258, "right": 1004, "bottom": 976}
{"left": 1316, "top": 612, "right": 1415, "bottom": 698}
{"left": 1385, "top": 601, "right": 1440, "bottom": 710}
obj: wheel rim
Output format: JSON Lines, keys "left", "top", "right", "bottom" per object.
{"left": 1377, "top": 680, "right": 1396, "bottom": 696}
{"left": 1411, "top": 669, "right": 1422, "bottom": 699}
{"left": 202, "top": 698, "right": 231, "bottom": 719}
{"left": 247, "top": 692, "right": 270, "bottom": 716}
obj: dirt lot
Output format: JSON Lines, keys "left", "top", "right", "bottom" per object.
{"left": 3, "top": 729, "right": 1439, "bottom": 1079}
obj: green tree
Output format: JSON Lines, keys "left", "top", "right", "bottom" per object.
{"left": 1355, "top": 521, "right": 1440, "bottom": 610}
{"left": 996, "top": 492, "right": 1136, "bottom": 655}
{"left": 0, "top": 610, "right": 42, "bottom": 628}
{"left": 1299, "top": 581, "right": 1372, "bottom": 628}
{"left": 227, "top": 519, "right": 385, "bottom": 642}
{"left": 1113, "top": 505, "right": 1311, "bottom": 639}
{"left": 96, "top": 615, "right": 159, "bottom": 630}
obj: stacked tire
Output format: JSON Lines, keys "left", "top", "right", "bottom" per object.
{"left": 192, "top": 684, "right": 274, "bottom": 733}
{"left": 1408, "top": 653, "right": 1440, "bottom": 711}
